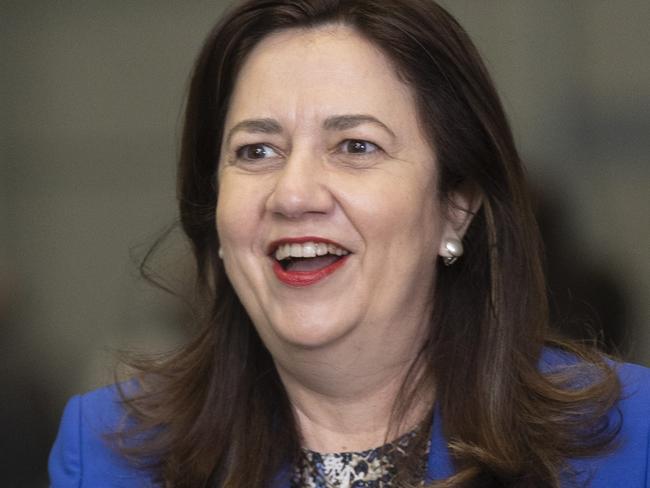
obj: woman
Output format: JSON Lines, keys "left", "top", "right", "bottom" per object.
{"left": 49, "top": 0, "right": 650, "bottom": 487}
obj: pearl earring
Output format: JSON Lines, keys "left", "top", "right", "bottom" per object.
{"left": 218, "top": 247, "right": 224, "bottom": 259}
{"left": 442, "top": 238, "right": 463, "bottom": 266}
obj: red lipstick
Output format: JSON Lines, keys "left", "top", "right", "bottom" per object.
{"left": 269, "top": 236, "right": 350, "bottom": 287}
{"left": 272, "top": 255, "right": 349, "bottom": 287}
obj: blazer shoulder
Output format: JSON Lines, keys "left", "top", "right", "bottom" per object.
{"left": 615, "top": 361, "right": 650, "bottom": 438}
{"left": 49, "top": 383, "right": 155, "bottom": 487}
{"left": 617, "top": 361, "right": 650, "bottom": 405}
{"left": 566, "top": 360, "right": 650, "bottom": 487}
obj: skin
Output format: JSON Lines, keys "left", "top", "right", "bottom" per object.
{"left": 216, "top": 25, "right": 473, "bottom": 452}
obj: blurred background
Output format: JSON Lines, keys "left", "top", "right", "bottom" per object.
{"left": 1, "top": 1, "right": 648, "bottom": 486}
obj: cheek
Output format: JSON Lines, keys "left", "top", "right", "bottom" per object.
{"left": 215, "top": 176, "right": 256, "bottom": 246}
{"left": 342, "top": 173, "right": 441, "bottom": 246}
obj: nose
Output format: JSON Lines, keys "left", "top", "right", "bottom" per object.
{"left": 265, "top": 150, "right": 335, "bottom": 219}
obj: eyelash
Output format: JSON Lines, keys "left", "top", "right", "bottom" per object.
{"left": 233, "top": 139, "right": 382, "bottom": 162}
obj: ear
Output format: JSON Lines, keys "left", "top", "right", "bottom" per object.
{"left": 438, "top": 183, "right": 482, "bottom": 259}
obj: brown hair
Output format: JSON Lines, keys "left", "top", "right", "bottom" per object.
{"left": 118, "top": 0, "right": 621, "bottom": 486}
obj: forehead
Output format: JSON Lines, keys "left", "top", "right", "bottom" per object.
{"left": 225, "top": 25, "right": 416, "bottom": 128}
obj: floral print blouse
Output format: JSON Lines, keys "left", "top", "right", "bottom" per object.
{"left": 291, "top": 427, "right": 430, "bottom": 487}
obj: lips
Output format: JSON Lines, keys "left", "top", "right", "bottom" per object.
{"left": 268, "top": 236, "right": 351, "bottom": 287}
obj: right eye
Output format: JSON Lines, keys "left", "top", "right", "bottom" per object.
{"left": 235, "top": 143, "right": 279, "bottom": 161}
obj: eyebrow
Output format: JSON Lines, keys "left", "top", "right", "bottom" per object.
{"left": 323, "top": 114, "right": 396, "bottom": 139}
{"left": 225, "top": 114, "right": 396, "bottom": 145}
{"left": 225, "top": 118, "right": 283, "bottom": 145}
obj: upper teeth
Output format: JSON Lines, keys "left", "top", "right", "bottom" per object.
{"left": 274, "top": 242, "right": 349, "bottom": 261}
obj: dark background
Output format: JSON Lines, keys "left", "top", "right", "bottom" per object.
{"left": 2, "top": 1, "right": 649, "bottom": 486}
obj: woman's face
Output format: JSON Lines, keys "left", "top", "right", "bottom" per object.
{"left": 217, "top": 26, "right": 457, "bottom": 355}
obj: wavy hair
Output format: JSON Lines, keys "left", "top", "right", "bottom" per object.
{"left": 117, "top": 1, "right": 621, "bottom": 486}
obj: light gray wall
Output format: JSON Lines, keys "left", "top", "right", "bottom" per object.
{"left": 1, "top": 1, "right": 649, "bottom": 483}
{"left": 440, "top": 0, "right": 650, "bottom": 361}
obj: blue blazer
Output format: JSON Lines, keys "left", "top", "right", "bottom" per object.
{"left": 49, "top": 357, "right": 650, "bottom": 487}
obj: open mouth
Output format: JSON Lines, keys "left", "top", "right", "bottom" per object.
{"left": 279, "top": 255, "right": 341, "bottom": 272}
{"left": 269, "top": 240, "right": 351, "bottom": 286}
{"left": 275, "top": 241, "right": 348, "bottom": 270}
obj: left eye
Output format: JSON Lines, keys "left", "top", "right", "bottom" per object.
{"left": 340, "top": 140, "right": 379, "bottom": 154}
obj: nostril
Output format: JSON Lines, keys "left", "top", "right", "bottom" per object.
{"left": 265, "top": 163, "right": 335, "bottom": 218}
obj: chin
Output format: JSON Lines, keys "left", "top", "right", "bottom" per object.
{"left": 250, "top": 298, "right": 355, "bottom": 350}
{"left": 268, "top": 316, "right": 354, "bottom": 350}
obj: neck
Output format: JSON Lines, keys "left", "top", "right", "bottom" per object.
{"left": 275, "top": 346, "right": 434, "bottom": 453}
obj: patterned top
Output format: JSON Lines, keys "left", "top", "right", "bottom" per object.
{"left": 291, "top": 427, "right": 431, "bottom": 487}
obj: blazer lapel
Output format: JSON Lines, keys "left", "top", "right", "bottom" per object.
{"left": 425, "top": 404, "right": 455, "bottom": 481}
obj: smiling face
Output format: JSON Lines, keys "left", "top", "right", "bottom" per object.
{"left": 216, "top": 26, "right": 456, "bottom": 361}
